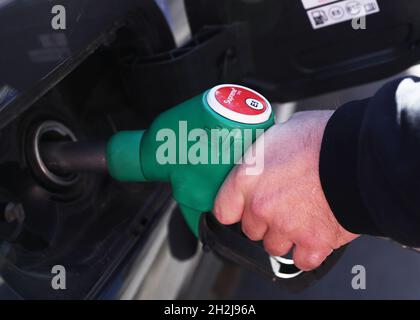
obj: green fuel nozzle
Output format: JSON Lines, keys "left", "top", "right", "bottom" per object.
{"left": 40, "top": 85, "right": 274, "bottom": 236}
{"left": 106, "top": 85, "right": 275, "bottom": 235}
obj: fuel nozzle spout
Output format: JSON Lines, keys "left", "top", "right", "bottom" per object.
{"left": 41, "top": 140, "right": 109, "bottom": 175}
{"left": 40, "top": 130, "right": 147, "bottom": 182}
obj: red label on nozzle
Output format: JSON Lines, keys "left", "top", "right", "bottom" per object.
{"left": 214, "top": 86, "right": 268, "bottom": 115}
{"left": 207, "top": 85, "right": 272, "bottom": 124}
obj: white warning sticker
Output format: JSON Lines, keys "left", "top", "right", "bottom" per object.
{"left": 306, "top": 0, "right": 380, "bottom": 29}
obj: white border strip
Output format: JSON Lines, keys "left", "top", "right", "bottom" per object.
{"left": 302, "top": 0, "right": 340, "bottom": 10}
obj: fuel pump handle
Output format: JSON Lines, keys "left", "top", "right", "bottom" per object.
{"left": 105, "top": 84, "right": 345, "bottom": 288}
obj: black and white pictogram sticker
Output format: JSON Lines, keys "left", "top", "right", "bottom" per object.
{"left": 302, "top": 0, "right": 380, "bottom": 29}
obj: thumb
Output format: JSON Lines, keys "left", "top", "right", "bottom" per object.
{"left": 213, "top": 168, "right": 245, "bottom": 225}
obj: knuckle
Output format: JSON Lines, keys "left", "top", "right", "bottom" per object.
{"left": 263, "top": 238, "right": 290, "bottom": 257}
{"left": 213, "top": 196, "right": 242, "bottom": 225}
{"left": 213, "top": 203, "right": 221, "bottom": 219}
{"left": 216, "top": 212, "right": 234, "bottom": 225}
{"left": 306, "top": 254, "right": 323, "bottom": 269}
{"left": 263, "top": 241, "right": 277, "bottom": 256}
{"left": 213, "top": 203, "right": 226, "bottom": 224}
{"left": 214, "top": 208, "right": 231, "bottom": 225}
{"left": 275, "top": 216, "right": 295, "bottom": 234}
{"left": 216, "top": 214, "right": 228, "bottom": 225}
{"left": 295, "top": 253, "right": 323, "bottom": 271}
{"left": 250, "top": 198, "right": 270, "bottom": 221}
{"left": 241, "top": 223, "right": 260, "bottom": 241}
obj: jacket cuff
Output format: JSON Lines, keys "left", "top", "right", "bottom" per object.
{"left": 319, "top": 100, "right": 384, "bottom": 236}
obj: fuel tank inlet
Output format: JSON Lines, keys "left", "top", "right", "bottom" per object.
{"left": 25, "top": 120, "right": 81, "bottom": 189}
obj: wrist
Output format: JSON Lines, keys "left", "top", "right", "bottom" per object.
{"left": 319, "top": 100, "right": 384, "bottom": 237}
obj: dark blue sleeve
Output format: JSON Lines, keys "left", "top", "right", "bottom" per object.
{"left": 319, "top": 76, "right": 420, "bottom": 247}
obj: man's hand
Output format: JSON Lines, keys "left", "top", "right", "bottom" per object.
{"left": 213, "top": 111, "right": 359, "bottom": 271}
